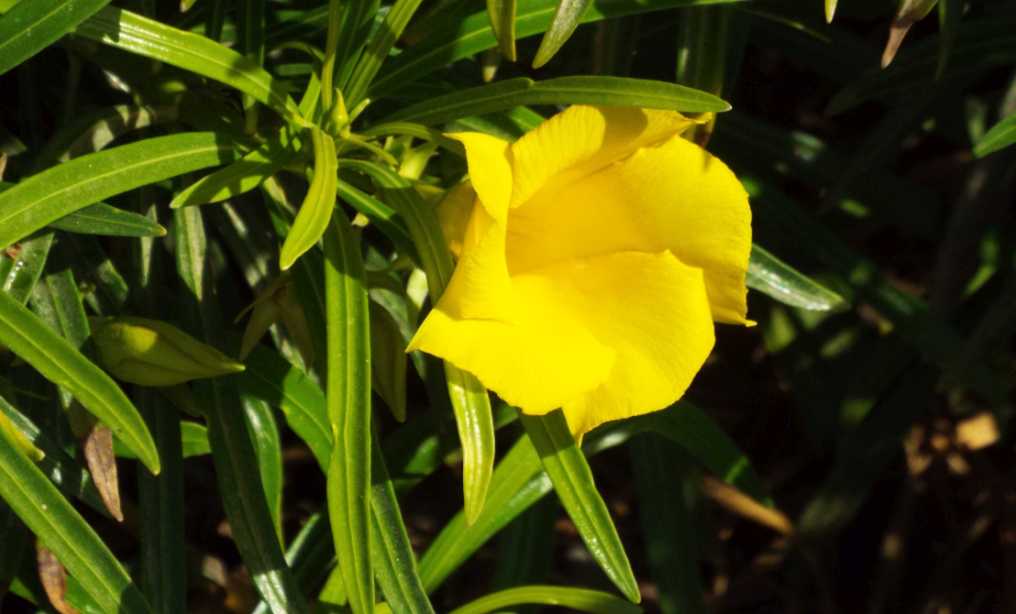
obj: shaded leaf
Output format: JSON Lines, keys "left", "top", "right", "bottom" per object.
{"left": 384, "top": 76, "right": 729, "bottom": 126}
{"left": 532, "top": 0, "right": 591, "bottom": 68}
{"left": 0, "top": 0, "right": 110, "bottom": 77}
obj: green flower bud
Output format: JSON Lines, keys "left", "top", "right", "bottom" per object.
{"left": 91, "top": 316, "right": 244, "bottom": 387}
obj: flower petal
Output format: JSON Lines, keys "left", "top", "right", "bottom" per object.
{"left": 434, "top": 196, "right": 514, "bottom": 321}
{"left": 437, "top": 182, "right": 476, "bottom": 258}
{"left": 509, "top": 106, "right": 695, "bottom": 208}
{"left": 507, "top": 134, "right": 752, "bottom": 323}
{"left": 407, "top": 292, "right": 614, "bottom": 414}
{"left": 542, "top": 250, "right": 715, "bottom": 436}
{"left": 448, "top": 132, "right": 512, "bottom": 224}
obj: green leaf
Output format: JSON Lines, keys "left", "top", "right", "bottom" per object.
{"left": 0, "top": 132, "right": 239, "bottom": 250}
{"left": 137, "top": 391, "right": 187, "bottom": 614}
{"left": 1, "top": 232, "right": 53, "bottom": 305}
{"left": 369, "top": 302, "right": 408, "bottom": 422}
{"left": 629, "top": 435, "right": 705, "bottom": 614}
{"left": 827, "top": 16, "right": 1016, "bottom": 114}
{"left": 487, "top": 0, "right": 518, "bottom": 60}
{"left": 344, "top": 159, "right": 496, "bottom": 524}
{"left": 323, "top": 216, "right": 374, "bottom": 614}
{"left": 0, "top": 412, "right": 153, "bottom": 614}
{"left": 974, "top": 113, "right": 1016, "bottom": 158}
{"left": 449, "top": 585, "right": 641, "bottom": 614}
{"left": 0, "top": 290, "right": 159, "bottom": 473}
{"left": 344, "top": 0, "right": 426, "bottom": 107}
{"left": 171, "top": 137, "right": 301, "bottom": 209}
{"left": 532, "top": 0, "right": 591, "bottom": 68}
{"left": 418, "top": 422, "right": 637, "bottom": 592}
{"left": 634, "top": 402, "right": 769, "bottom": 503}
{"left": 172, "top": 204, "right": 310, "bottom": 614}
{"left": 372, "top": 0, "right": 743, "bottom": 97}
{"left": 280, "top": 128, "right": 337, "bottom": 271}
{"left": 330, "top": 0, "right": 381, "bottom": 92}
{"left": 519, "top": 412, "right": 639, "bottom": 602}
{"left": 205, "top": 377, "right": 311, "bottom": 614}
{"left": 935, "top": 0, "right": 961, "bottom": 76}
{"left": 370, "top": 439, "right": 436, "bottom": 614}
{"left": 241, "top": 350, "right": 433, "bottom": 614}
{"left": 34, "top": 104, "right": 179, "bottom": 167}
{"left": 337, "top": 180, "right": 417, "bottom": 261}
{"left": 48, "top": 203, "right": 167, "bottom": 237}
{"left": 74, "top": 7, "right": 307, "bottom": 125}
{"left": 241, "top": 394, "right": 285, "bottom": 542}
{"left": 0, "top": 0, "right": 110, "bottom": 77}
{"left": 238, "top": 347, "right": 332, "bottom": 469}
{"left": 0, "top": 395, "right": 108, "bottom": 514}
{"left": 383, "top": 76, "right": 729, "bottom": 126}
{"left": 747, "top": 244, "right": 845, "bottom": 311}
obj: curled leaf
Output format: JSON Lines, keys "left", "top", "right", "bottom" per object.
{"left": 83, "top": 424, "right": 123, "bottom": 522}
{"left": 37, "top": 542, "right": 78, "bottom": 614}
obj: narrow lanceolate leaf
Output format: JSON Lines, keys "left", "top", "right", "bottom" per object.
{"left": 532, "top": 0, "right": 592, "bottom": 68}
{"left": 344, "top": 0, "right": 426, "bottom": 107}
{"left": 974, "top": 113, "right": 1016, "bottom": 158}
{"left": 48, "top": 203, "right": 167, "bottom": 237}
{"left": 383, "top": 76, "right": 730, "bottom": 126}
{"left": 0, "top": 232, "right": 53, "bottom": 305}
{"left": 418, "top": 422, "right": 637, "bottom": 592}
{"left": 172, "top": 205, "right": 310, "bottom": 614}
{"left": 747, "top": 244, "right": 845, "bottom": 311}
{"left": 0, "top": 422, "right": 153, "bottom": 614}
{"left": 239, "top": 347, "right": 332, "bottom": 469}
{"left": 0, "top": 0, "right": 110, "bottom": 77}
{"left": 137, "top": 391, "right": 187, "bottom": 614}
{"left": 74, "top": 7, "right": 307, "bottom": 126}
{"left": 635, "top": 402, "right": 769, "bottom": 503}
{"left": 344, "top": 160, "right": 495, "bottom": 524}
{"left": 323, "top": 216, "right": 374, "bottom": 614}
{"left": 519, "top": 411, "right": 640, "bottom": 603}
{"left": 370, "top": 440, "right": 436, "bottom": 614}
{"left": 371, "top": 0, "right": 742, "bottom": 97}
{"left": 172, "top": 137, "right": 302, "bottom": 209}
{"left": 449, "top": 585, "right": 641, "bottom": 614}
{"left": 0, "top": 291, "right": 159, "bottom": 474}
{"left": 936, "top": 0, "right": 961, "bottom": 76}
{"left": 280, "top": 128, "right": 337, "bottom": 270}
{"left": 0, "top": 132, "right": 239, "bottom": 250}
{"left": 487, "top": 0, "right": 518, "bottom": 60}
{"left": 630, "top": 435, "right": 705, "bottom": 614}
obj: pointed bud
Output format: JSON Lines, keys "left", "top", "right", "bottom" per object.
{"left": 91, "top": 316, "right": 244, "bottom": 387}
{"left": 326, "top": 89, "right": 350, "bottom": 138}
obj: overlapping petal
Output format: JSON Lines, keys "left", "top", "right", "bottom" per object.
{"left": 448, "top": 132, "right": 511, "bottom": 223}
{"left": 506, "top": 133, "right": 752, "bottom": 323}
{"left": 509, "top": 106, "right": 696, "bottom": 208}
{"left": 432, "top": 195, "right": 513, "bottom": 322}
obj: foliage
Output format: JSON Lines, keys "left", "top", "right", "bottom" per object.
{"left": 0, "top": 0, "right": 1013, "bottom": 613}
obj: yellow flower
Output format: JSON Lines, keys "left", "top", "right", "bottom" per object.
{"left": 408, "top": 106, "right": 752, "bottom": 435}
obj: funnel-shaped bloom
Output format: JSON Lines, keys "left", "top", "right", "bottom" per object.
{"left": 409, "top": 106, "right": 751, "bottom": 435}
{"left": 92, "top": 316, "right": 245, "bottom": 387}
